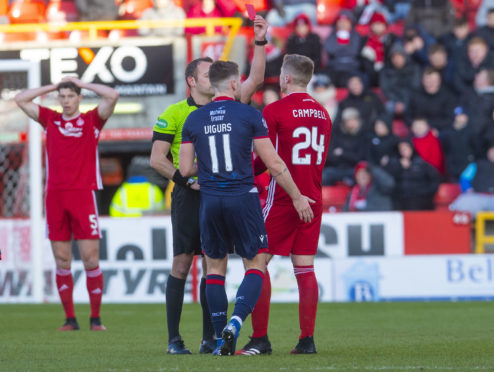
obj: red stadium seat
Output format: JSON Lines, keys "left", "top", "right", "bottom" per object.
{"left": 316, "top": 0, "right": 343, "bottom": 25}
{"left": 392, "top": 119, "right": 409, "bottom": 138}
{"left": 119, "top": 0, "right": 153, "bottom": 20}
{"left": 322, "top": 184, "right": 351, "bottom": 212}
{"left": 8, "top": 0, "right": 47, "bottom": 24}
{"left": 335, "top": 88, "right": 348, "bottom": 102}
{"left": 46, "top": 0, "right": 79, "bottom": 23}
{"left": 434, "top": 183, "right": 461, "bottom": 211}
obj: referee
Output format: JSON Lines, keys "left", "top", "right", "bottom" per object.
{"left": 150, "top": 15, "right": 269, "bottom": 354}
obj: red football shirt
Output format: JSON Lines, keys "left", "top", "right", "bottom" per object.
{"left": 38, "top": 106, "right": 106, "bottom": 190}
{"left": 262, "top": 92, "right": 332, "bottom": 205}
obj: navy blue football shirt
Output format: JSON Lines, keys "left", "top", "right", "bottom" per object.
{"left": 182, "top": 97, "right": 268, "bottom": 196}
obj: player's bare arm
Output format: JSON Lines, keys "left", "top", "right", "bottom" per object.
{"left": 253, "top": 137, "right": 315, "bottom": 223}
{"left": 150, "top": 140, "right": 177, "bottom": 180}
{"left": 61, "top": 76, "right": 119, "bottom": 120}
{"left": 240, "top": 15, "right": 268, "bottom": 104}
{"left": 14, "top": 84, "right": 58, "bottom": 122}
{"left": 178, "top": 142, "right": 197, "bottom": 178}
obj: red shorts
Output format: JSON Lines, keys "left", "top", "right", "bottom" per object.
{"left": 263, "top": 202, "right": 322, "bottom": 256}
{"left": 45, "top": 189, "right": 101, "bottom": 241}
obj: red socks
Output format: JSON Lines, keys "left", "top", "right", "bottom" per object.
{"left": 86, "top": 266, "right": 103, "bottom": 318}
{"left": 56, "top": 268, "right": 75, "bottom": 319}
{"left": 294, "top": 265, "right": 318, "bottom": 339}
{"left": 251, "top": 268, "right": 271, "bottom": 338}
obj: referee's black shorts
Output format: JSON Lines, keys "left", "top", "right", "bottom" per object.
{"left": 171, "top": 183, "right": 201, "bottom": 256}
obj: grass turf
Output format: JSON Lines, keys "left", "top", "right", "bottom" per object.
{"left": 0, "top": 302, "right": 493, "bottom": 371}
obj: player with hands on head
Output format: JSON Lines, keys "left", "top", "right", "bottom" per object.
{"left": 179, "top": 59, "right": 313, "bottom": 356}
{"left": 149, "top": 15, "right": 269, "bottom": 354}
{"left": 237, "top": 54, "right": 332, "bottom": 356}
{"left": 15, "top": 76, "right": 119, "bottom": 331}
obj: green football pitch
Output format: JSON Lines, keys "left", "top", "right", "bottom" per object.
{"left": 1, "top": 302, "right": 493, "bottom": 371}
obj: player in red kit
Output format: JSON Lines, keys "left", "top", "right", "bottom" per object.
{"left": 15, "top": 77, "right": 119, "bottom": 331}
{"left": 237, "top": 54, "right": 332, "bottom": 355}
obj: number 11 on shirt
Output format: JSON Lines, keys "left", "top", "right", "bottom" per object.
{"left": 209, "top": 134, "right": 233, "bottom": 173}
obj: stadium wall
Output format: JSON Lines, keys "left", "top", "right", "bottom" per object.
{"left": 0, "top": 211, "right": 481, "bottom": 304}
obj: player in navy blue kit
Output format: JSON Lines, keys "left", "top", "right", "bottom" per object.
{"left": 179, "top": 61, "right": 314, "bottom": 356}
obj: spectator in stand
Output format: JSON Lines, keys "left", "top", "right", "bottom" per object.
{"left": 476, "top": 0, "right": 494, "bottom": 27}
{"left": 427, "top": 43, "right": 456, "bottom": 93}
{"left": 438, "top": 18, "right": 472, "bottom": 66}
{"left": 454, "top": 37, "right": 494, "bottom": 94}
{"left": 403, "top": 26, "right": 435, "bottom": 67}
{"left": 323, "top": 10, "right": 365, "bottom": 87}
{"left": 285, "top": 14, "right": 322, "bottom": 72}
{"left": 386, "top": 0, "right": 412, "bottom": 23}
{"left": 334, "top": 73, "right": 385, "bottom": 134}
{"left": 266, "top": 0, "right": 317, "bottom": 26}
{"left": 361, "top": 12, "right": 398, "bottom": 85}
{"left": 138, "top": 0, "right": 186, "bottom": 37}
{"left": 323, "top": 108, "right": 366, "bottom": 186}
{"left": 384, "top": 139, "right": 440, "bottom": 210}
{"left": 406, "top": 0, "right": 455, "bottom": 38}
{"left": 76, "top": 0, "right": 118, "bottom": 21}
{"left": 343, "top": 161, "right": 395, "bottom": 211}
{"left": 410, "top": 117, "right": 446, "bottom": 176}
{"left": 406, "top": 66, "right": 456, "bottom": 132}
{"left": 460, "top": 69, "right": 494, "bottom": 137}
{"left": 440, "top": 106, "right": 478, "bottom": 182}
{"left": 366, "top": 113, "right": 400, "bottom": 166}
{"left": 185, "top": 0, "right": 222, "bottom": 35}
{"left": 379, "top": 42, "right": 421, "bottom": 118}
{"left": 450, "top": 145, "right": 494, "bottom": 218}
{"left": 474, "top": 8, "right": 494, "bottom": 52}
{"left": 308, "top": 74, "right": 338, "bottom": 121}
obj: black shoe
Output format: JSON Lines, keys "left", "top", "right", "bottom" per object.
{"left": 90, "top": 317, "right": 106, "bottom": 331}
{"left": 290, "top": 336, "right": 317, "bottom": 354}
{"left": 199, "top": 338, "right": 217, "bottom": 354}
{"left": 236, "top": 335, "right": 272, "bottom": 355}
{"left": 167, "top": 337, "right": 192, "bottom": 354}
{"left": 58, "top": 317, "right": 80, "bottom": 331}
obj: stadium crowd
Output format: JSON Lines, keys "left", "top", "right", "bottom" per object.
{"left": 4, "top": 0, "right": 494, "bottom": 215}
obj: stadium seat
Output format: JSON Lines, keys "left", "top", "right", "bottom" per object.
{"left": 322, "top": 184, "right": 351, "bottom": 212}
{"left": 434, "top": 183, "right": 461, "bottom": 211}
{"left": 316, "top": 0, "right": 343, "bottom": 25}
{"left": 392, "top": 119, "right": 409, "bottom": 138}
{"left": 46, "top": 0, "right": 79, "bottom": 23}
{"left": 335, "top": 88, "right": 348, "bottom": 102}
{"left": 8, "top": 0, "right": 47, "bottom": 24}
{"left": 119, "top": 0, "right": 153, "bottom": 20}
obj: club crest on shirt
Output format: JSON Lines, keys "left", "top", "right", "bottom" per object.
{"left": 76, "top": 117, "right": 84, "bottom": 126}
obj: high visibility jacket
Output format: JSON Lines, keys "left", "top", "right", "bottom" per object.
{"left": 110, "top": 179, "right": 164, "bottom": 217}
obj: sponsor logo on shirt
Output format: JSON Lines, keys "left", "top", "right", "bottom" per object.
{"left": 54, "top": 121, "right": 83, "bottom": 137}
{"left": 156, "top": 118, "right": 168, "bottom": 129}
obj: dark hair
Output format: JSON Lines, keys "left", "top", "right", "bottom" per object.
{"left": 57, "top": 81, "right": 81, "bottom": 95}
{"left": 208, "top": 60, "right": 239, "bottom": 88}
{"left": 185, "top": 57, "right": 213, "bottom": 88}
{"left": 428, "top": 43, "right": 446, "bottom": 56}
{"left": 453, "top": 17, "right": 469, "bottom": 27}
{"left": 282, "top": 54, "right": 314, "bottom": 87}
{"left": 487, "top": 7, "right": 494, "bottom": 15}
{"left": 423, "top": 66, "right": 440, "bottom": 77}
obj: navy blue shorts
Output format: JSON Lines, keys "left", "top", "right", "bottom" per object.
{"left": 199, "top": 192, "right": 268, "bottom": 260}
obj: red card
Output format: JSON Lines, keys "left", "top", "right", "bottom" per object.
{"left": 245, "top": 3, "right": 256, "bottom": 20}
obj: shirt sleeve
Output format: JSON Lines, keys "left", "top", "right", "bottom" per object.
{"left": 181, "top": 116, "right": 192, "bottom": 143}
{"left": 153, "top": 105, "right": 179, "bottom": 137}
{"left": 37, "top": 106, "right": 54, "bottom": 129}
{"left": 251, "top": 109, "right": 269, "bottom": 139}
{"left": 262, "top": 103, "right": 278, "bottom": 145}
{"left": 91, "top": 107, "right": 107, "bottom": 130}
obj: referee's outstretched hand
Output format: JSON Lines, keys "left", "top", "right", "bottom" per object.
{"left": 293, "top": 195, "right": 315, "bottom": 223}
